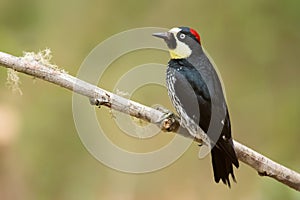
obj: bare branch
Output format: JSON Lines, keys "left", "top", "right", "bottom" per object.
{"left": 0, "top": 51, "right": 299, "bottom": 191}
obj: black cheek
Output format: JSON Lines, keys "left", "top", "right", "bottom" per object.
{"left": 166, "top": 34, "right": 177, "bottom": 49}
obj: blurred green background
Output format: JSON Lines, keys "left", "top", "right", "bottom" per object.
{"left": 0, "top": 0, "right": 300, "bottom": 199}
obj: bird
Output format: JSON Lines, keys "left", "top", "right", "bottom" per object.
{"left": 153, "top": 27, "right": 239, "bottom": 187}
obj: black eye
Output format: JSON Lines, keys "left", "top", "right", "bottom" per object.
{"left": 179, "top": 33, "right": 185, "bottom": 39}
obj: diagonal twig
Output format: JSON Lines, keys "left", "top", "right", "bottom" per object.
{"left": 0, "top": 51, "right": 299, "bottom": 191}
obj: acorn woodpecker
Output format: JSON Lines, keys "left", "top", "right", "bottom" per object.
{"left": 153, "top": 27, "right": 239, "bottom": 187}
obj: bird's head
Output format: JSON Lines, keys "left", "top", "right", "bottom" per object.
{"left": 153, "top": 27, "right": 201, "bottom": 59}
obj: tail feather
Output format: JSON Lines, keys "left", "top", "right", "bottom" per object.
{"left": 211, "top": 139, "right": 239, "bottom": 187}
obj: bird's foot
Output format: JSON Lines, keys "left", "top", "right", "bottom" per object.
{"left": 89, "top": 98, "right": 111, "bottom": 108}
{"left": 153, "top": 105, "right": 180, "bottom": 132}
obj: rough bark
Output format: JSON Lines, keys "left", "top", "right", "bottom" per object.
{"left": 0, "top": 51, "right": 299, "bottom": 191}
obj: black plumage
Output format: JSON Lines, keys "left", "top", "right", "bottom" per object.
{"left": 167, "top": 56, "right": 239, "bottom": 187}
{"left": 153, "top": 26, "right": 239, "bottom": 187}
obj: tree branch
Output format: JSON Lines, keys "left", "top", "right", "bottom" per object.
{"left": 0, "top": 51, "right": 299, "bottom": 191}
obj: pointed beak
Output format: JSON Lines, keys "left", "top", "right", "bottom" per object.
{"left": 152, "top": 32, "right": 176, "bottom": 49}
{"left": 152, "top": 32, "right": 171, "bottom": 40}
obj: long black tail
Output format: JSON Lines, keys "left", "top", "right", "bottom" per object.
{"left": 211, "top": 139, "right": 239, "bottom": 187}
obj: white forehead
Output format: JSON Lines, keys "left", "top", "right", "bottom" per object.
{"left": 169, "top": 27, "right": 182, "bottom": 33}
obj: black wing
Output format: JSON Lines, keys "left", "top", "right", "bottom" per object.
{"left": 167, "top": 58, "right": 239, "bottom": 186}
{"left": 168, "top": 59, "right": 212, "bottom": 134}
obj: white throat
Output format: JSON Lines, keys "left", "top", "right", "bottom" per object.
{"left": 168, "top": 28, "right": 192, "bottom": 59}
{"left": 170, "top": 40, "right": 192, "bottom": 59}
